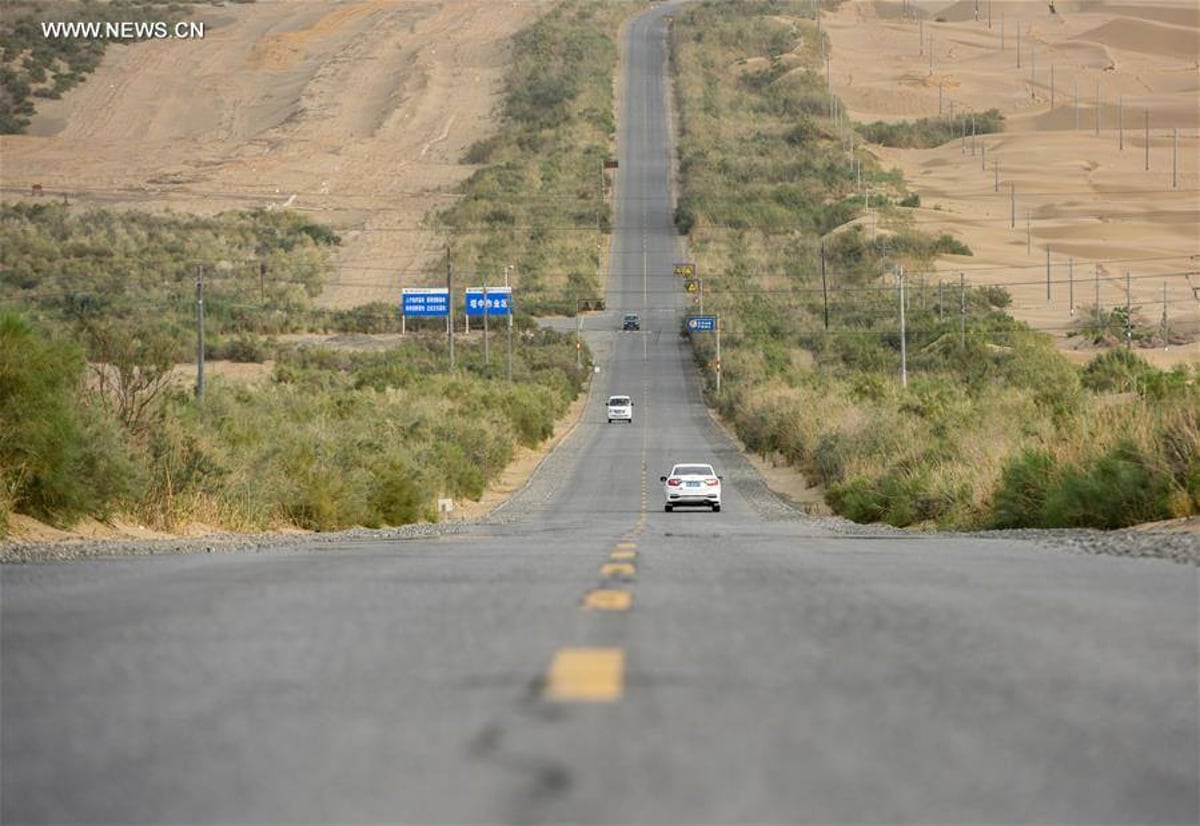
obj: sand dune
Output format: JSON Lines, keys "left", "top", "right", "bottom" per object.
{"left": 826, "top": 0, "right": 1199, "bottom": 366}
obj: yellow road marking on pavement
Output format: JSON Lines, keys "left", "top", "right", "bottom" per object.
{"left": 616, "top": 542, "right": 637, "bottom": 550}
{"left": 543, "top": 648, "right": 625, "bottom": 701}
{"left": 601, "top": 562, "right": 636, "bottom": 578}
{"left": 610, "top": 549, "right": 636, "bottom": 561}
{"left": 582, "top": 589, "right": 633, "bottom": 611}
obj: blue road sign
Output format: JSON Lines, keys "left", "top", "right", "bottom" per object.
{"left": 465, "top": 286, "right": 513, "bottom": 317}
{"left": 686, "top": 315, "right": 717, "bottom": 332}
{"left": 402, "top": 287, "right": 450, "bottom": 317}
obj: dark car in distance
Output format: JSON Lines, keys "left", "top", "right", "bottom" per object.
{"left": 622, "top": 312, "right": 640, "bottom": 331}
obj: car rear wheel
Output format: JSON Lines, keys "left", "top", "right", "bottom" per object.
{"left": 664, "top": 505, "right": 672, "bottom": 512}
{"left": 712, "top": 504, "right": 721, "bottom": 512}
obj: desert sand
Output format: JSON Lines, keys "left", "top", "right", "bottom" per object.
{"left": 822, "top": 0, "right": 1200, "bottom": 367}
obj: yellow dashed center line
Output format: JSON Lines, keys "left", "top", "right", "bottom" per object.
{"left": 543, "top": 648, "right": 625, "bottom": 702}
{"left": 610, "top": 549, "right": 637, "bottom": 561}
{"left": 582, "top": 589, "right": 633, "bottom": 611}
{"left": 601, "top": 561, "right": 636, "bottom": 579}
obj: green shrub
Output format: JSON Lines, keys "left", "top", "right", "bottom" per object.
{"left": 991, "top": 449, "right": 1056, "bottom": 528}
{"left": 857, "top": 109, "right": 1005, "bottom": 148}
{"left": 932, "top": 234, "right": 972, "bottom": 256}
{"left": 1082, "top": 348, "right": 1154, "bottom": 393}
{"left": 1041, "top": 441, "right": 1167, "bottom": 528}
{"left": 0, "top": 312, "right": 137, "bottom": 524}
{"left": 215, "top": 333, "right": 274, "bottom": 363}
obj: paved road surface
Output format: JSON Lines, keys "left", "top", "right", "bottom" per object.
{"left": 3, "top": 4, "right": 1197, "bottom": 824}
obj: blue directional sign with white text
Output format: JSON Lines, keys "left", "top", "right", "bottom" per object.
{"left": 686, "top": 315, "right": 717, "bottom": 332}
{"left": 402, "top": 287, "right": 450, "bottom": 317}
{"left": 465, "top": 286, "right": 513, "bottom": 317}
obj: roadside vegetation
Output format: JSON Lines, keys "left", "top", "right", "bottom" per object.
{"left": 670, "top": 0, "right": 1199, "bottom": 529}
{"left": 437, "top": 0, "right": 639, "bottom": 315}
{"left": 0, "top": 309, "right": 586, "bottom": 535}
{"left": 0, "top": 2, "right": 639, "bottom": 537}
{"left": 0, "top": 0, "right": 247, "bottom": 134}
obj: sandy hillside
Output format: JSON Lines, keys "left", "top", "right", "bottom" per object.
{"left": 1, "top": 0, "right": 551, "bottom": 308}
{"left": 823, "top": 0, "right": 1199, "bottom": 367}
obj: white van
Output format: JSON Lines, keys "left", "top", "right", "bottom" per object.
{"left": 606, "top": 395, "right": 633, "bottom": 424}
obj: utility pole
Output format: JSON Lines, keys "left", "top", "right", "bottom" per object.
{"left": 898, "top": 266, "right": 908, "bottom": 388}
{"left": 1161, "top": 281, "right": 1169, "bottom": 348}
{"left": 1046, "top": 247, "right": 1052, "bottom": 301}
{"left": 1119, "top": 94, "right": 1124, "bottom": 149}
{"left": 195, "top": 265, "right": 205, "bottom": 401}
{"left": 1145, "top": 110, "right": 1150, "bottom": 170}
{"left": 1174, "top": 128, "right": 1179, "bottom": 189}
{"left": 820, "top": 241, "right": 829, "bottom": 330}
{"left": 506, "top": 265, "right": 514, "bottom": 381}
{"left": 960, "top": 272, "right": 966, "bottom": 349}
{"left": 1124, "top": 270, "right": 1132, "bottom": 349}
{"left": 447, "top": 246, "right": 455, "bottom": 369}
{"left": 716, "top": 314, "right": 722, "bottom": 395}
{"left": 1068, "top": 257, "right": 1075, "bottom": 315}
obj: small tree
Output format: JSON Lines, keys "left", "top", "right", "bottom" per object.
{"left": 83, "top": 318, "right": 179, "bottom": 435}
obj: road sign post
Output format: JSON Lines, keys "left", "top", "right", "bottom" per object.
{"left": 686, "top": 314, "right": 720, "bottom": 391}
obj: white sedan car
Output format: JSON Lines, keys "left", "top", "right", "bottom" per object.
{"left": 660, "top": 463, "right": 722, "bottom": 512}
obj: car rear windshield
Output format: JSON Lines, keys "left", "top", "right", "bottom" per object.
{"left": 608, "top": 397, "right": 630, "bottom": 406}
{"left": 674, "top": 465, "right": 714, "bottom": 477}
{"left": 624, "top": 314, "right": 638, "bottom": 321}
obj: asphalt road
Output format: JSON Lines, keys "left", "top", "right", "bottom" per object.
{"left": 3, "top": 4, "right": 1198, "bottom": 824}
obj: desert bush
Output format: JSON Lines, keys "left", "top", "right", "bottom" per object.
{"left": 1082, "top": 348, "right": 1154, "bottom": 393}
{"left": 856, "top": 109, "right": 1005, "bottom": 148}
{"left": 932, "top": 234, "right": 972, "bottom": 256}
{"left": 0, "top": 312, "right": 138, "bottom": 523}
{"left": 212, "top": 333, "right": 274, "bottom": 363}
{"left": 991, "top": 448, "right": 1057, "bottom": 528}
{"left": 1040, "top": 441, "right": 1168, "bottom": 528}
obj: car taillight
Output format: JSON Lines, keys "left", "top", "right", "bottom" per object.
{"left": 667, "top": 478, "right": 682, "bottom": 487}
{"left": 705, "top": 478, "right": 720, "bottom": 486}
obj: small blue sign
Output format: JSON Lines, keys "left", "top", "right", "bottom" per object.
{"left": 402, "top": 287, "right": 450, "bottom": 317}
{"left": 686, "top": 315, "right": 717, "bottom": 332}
{"left": 465, "top": 286, "right": 513, "bottom": 317}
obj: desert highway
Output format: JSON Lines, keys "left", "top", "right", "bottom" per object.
{"left": 3, "top": 4, "right": 1197, "bottom": 824}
